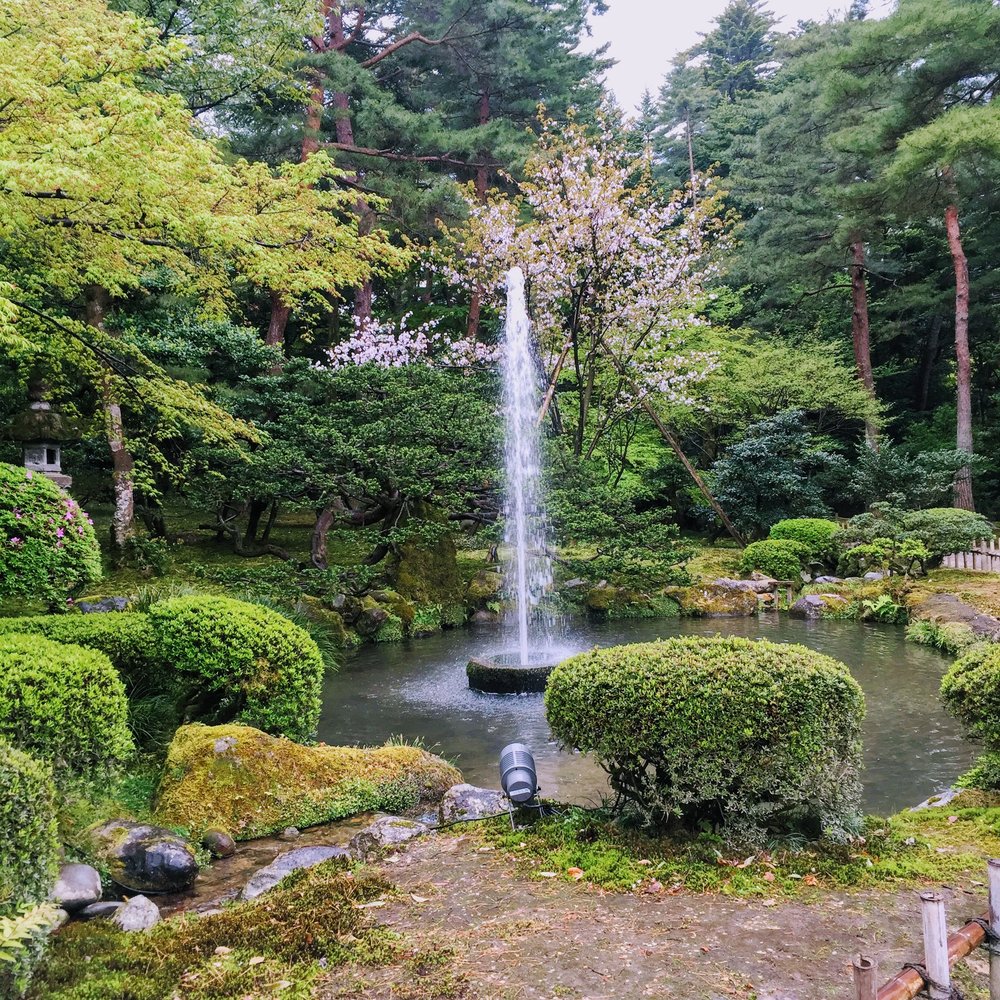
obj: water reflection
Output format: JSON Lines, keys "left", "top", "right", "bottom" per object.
{"left": 318, "top": 616, "right": 974, "bottom": 815}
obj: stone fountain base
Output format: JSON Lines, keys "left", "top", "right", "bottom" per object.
{"left": 467, "top": 653, "right": 559, "bottom": 695}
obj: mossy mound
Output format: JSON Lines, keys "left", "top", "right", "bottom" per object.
{"left": 465, "top": 571, "right": 503, "bottom": 608}
{"left": 584, "top": 584, "right": 680, "bottom": 620}
{"left": 673, "top": 584, "right": 758, "bottom": 617}
{"left": 154, "top": 724, "right": 462, "bottom": 840}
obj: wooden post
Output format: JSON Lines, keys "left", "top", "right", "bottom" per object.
{"left": 989, "top": 858, "right": 1000, "bottom": 1000}
{"left": 921, "top": 891, "right": 951, "bottom": 1000}
{"left": 854, "top": 955, "right": 877, "bottom": 1000}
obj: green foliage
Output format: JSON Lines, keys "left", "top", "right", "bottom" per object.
{"left": 0, "top": 636, "right": 133, "bottom": 774}
{"left": 906, "top": 619, "right": 979, "bottom": 656}
{"left": 0, "top": 742, "right": 58, "bottom": 918}
{"left": 148, "top": 596, "right": 324, "bottom": 742}
{"left": 738, "top": 539, "right": 809, "bottom": 580}
{"left": 901, "top": 508, "right": 994, "bottom": 563}
{"left": 712, "top": 411, "right": 846, "bottom": 538}
{"left": 847, "top": 445, "right": 976, "bottom": 510}
{"left": 30, "top": 861, "right": 398, "bottom": 1000}
{"left": 0, "top": 465, "right": 101, "bottom": 607}
{"left": 545, "top": 637, "right": 865, "bottom": 844}
{"left": 0, "top": 903, "right": 59, "bottom": 1000}
{"left": 768, "top": 518, "right": 842, "bottom": 565}
{"left": 860, "top": 594, "right": 906, "bottom": 624}
{"left": 942, "top": 645, "right": 1000, "bottom": 780}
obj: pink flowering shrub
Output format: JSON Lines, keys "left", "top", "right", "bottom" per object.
{"left": 0, "top": 463, "right": 101, "bottom": 606}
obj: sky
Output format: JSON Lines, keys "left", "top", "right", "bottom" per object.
{"left": 587, "top": 0, "right": 896, "bottom": 113}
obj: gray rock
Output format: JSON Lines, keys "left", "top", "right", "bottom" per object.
{"left": 349, "top": 816, "right": 428, "bottom": 856}
{"left": 439, "top": 783, "right": 506, "bottom": 824}
{"left": 202, "top": 829, "right": 236, "bottom": 859}
{"left": 278, "top": 827, "right": 301, "bottom": 841}
{"left": 52, "top": 908, "right": 70, "bottom": 930}
{"left": 49, "top": 862, "right": 102, "bottom": 912}
{"left": 563, "top": 578, "right": 588, "bottom": 589}
{"left": 863, "top": 571, "right": 886, "bottom": 581}
{"left": 78, "top": 901, "right": 124, "bottom": 921}
{"left": 711, "top": 578, "right": 776, "bottom": 594}
{"left": 92, "top": 820, "right": 199, "bottom": 894}
{"left": 813, "top": 575, "right": 844, "bottom": 584}
{"left": 112, "top": 895, "right": 160, "bottom": 932}
{"left": 78, "top": 596, "right": 128, "bottom": 613}
{"left": 910, "top": 787, "right": 963, "bottom": 811}
{"left": 470, "top": 610, "right": 500, "bottom": 624}
{"left": 790, "top": 594, "right": 848, "bottom": 620}
{"left": 912, "top": 593, "right": 1000, "bottom": 641}
{"left": 240, "top": 846, "right": 351, "bottom": 901}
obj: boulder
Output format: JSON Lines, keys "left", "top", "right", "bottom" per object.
{"left": 77, "top": 596, "right": 128, "bottom": 614}
{"left": 279, "top": 827, "right": 301, "bottom": 841}
{"left": 78, "top": 901, "right": 124, "bottom": 921}
{"left": 863, "top": 572, "right": 886, "bottom": 581}
{"left": 349, "top": 816, "right": 428, "bottom": 857}
{"left": 112, "top": 894, "right": 160, "bottom": 932}
{"left": 465, "top": 571, "right": 503, "bottom": 608}
{"left": 92, "top": 820, "right": 198, "bottom": 894}
{"left": 814, "top": 576, "right": 844, "bottom": 585}
{"left": 240, "top": 846, "right": 351, "bottom": 901}
{"left": 676, "top": 584, "right": 758, "bottom": 618}
{"left": 354, "top": 597, "right": 390, "bottom": 637}
{"left": 909, "top": 593, "right": 1000, "bottom": 641}
{"left": 49, "top": 862, "right": 102, "bottom": 912}
{"left": 154, "top": 723, "right": 461, "bottom": 841}
{"left": 711, "top": 578, "right": 776, "bottom": 595}
{"left": 470, "top": 609, "right": 500, "bottom": 625}
{"left": 201, "top": 828, "right": 236, "bottom": 859}
{"left": 790, "top": 594, "right": 849, "bottom": 620}
{"left": 439, "top": 784, "right": 506, "bottom": 824}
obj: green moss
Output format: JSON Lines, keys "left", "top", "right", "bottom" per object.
{"left": 154, "top": 723, "right": 462, "bottom": 840}
{"left": 673, "top": 584, "right": 758, "bottom": 617}
{"left": 464, "top": 571, "right": 503, "bottom": 605}
{"left": 411, "top": 604, "right": 442, "bottom": 636}
{"left": 370, "top": 590, "right": 415, "bottom": 627}
{"left": 29, "top": 861, "right": 400, "bottom": 1000}
{"left": 374, "top": 613, "right": 405, "bottom": 643}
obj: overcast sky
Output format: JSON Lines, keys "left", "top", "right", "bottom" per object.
{"left": 588, "top": 0, "right": 896, "bottom": 112}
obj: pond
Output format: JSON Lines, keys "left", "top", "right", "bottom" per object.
{"left": 318, "top": 615, "right": 975, "bottom": 815}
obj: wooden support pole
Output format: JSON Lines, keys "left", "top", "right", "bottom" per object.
{"left": 921, "top": 891, "right": 951, "bottom": 1000}
{"left": 854, "top": 955, "right": 877, "bottom": 1000}
{"left": 989, "top": 858, "right": 1000, "bottom": 1000}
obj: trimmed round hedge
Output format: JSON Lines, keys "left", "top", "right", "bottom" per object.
{"left": 148, "top": 596, "right": 324, "bottom": 742}
{"left": 545, "top": 636, "right": 865, "bottom": 843}
{"left": 0, "top": 740, "right": 59, "bottom": 917}
{"left": 902, "top": 507, "right": 994, "bottom": 562}
{"left": 738, "top": 538, "right": 809, "bottom": 581}
{"left": 0, "top": 463, "right": 102, "bottom": 606}
{"left": 0, "top": 635, "right": 134, "bottom": 773}
{"left": 768, "top": 518, "right": 841, "bottom": 565}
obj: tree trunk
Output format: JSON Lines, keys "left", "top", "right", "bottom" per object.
{"left": 86, "top": 285, "right": 136, "bottom": 554}
{"left": 266, "top": 290, "right": 291, "bottom": 352}
{"left": 915, "top": 315, "right": 942, "bottom": 412}
{"left": 311, "top": 502, "right": 338, "bottom": 569}
{"left": 244, "top": 498, "right": 269, "bottom": 547}
{"left": 943, "top": 181, "right": 975, "bottom": 510}
{"left": 849, "top": 239, "right": 879, "bottom": 448}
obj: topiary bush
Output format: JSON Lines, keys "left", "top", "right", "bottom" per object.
{"left": 738, "top": 539, "right": 810, "bottom": 580}
{"left": 901, "top": 507, "right": 994, "bottom": 564}
{"left": 768, "top": 518, "right": 841, "bottom": 566}
{"left": 942, "top": 645, "right": 1000, "bottom": 789}
{"left": 0, "top": 741, "right": 58, "bottom": 917}
{"left": 148, "top": 596, "right": 324, "bottom": 742}
{"left": 545, "top": 637, "right": 865, "bottom": 844}
{"left": 0, "top": 635, "right": 134, "bottom": 774}
{"left": 0, "top": 464, "right": 102, "bottom": 607}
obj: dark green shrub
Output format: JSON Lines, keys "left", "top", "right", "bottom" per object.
{"left": 545, "top": 637, "right": 865, "bottom": 844}
{"left": 942, "top": 645, "right": 1000, "bottom": 785}
{"left": 768, "top": 518, "right": 841, "bottom": 565}
{"left": 738, "top": 539, "right": 810, "bottom": 580}
{"left": 0, "top": 464, "right": 102, "bottom": 607}
{"left": 901, "top": 507, "right": 994, "bottom": 563}
{"left": 148, "top": 597, "right": 324, "bottom": 742}
{"left": 0, "top": 741, "right": 58, "bottom": 916}
{"left": 0, "top": 636, "right": 134, "bottom": 773}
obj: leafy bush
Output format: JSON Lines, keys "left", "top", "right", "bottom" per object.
{"left": 148, "top": 597, "right": 324, "bottom": 742}
{"left": 942, "top": 645, "right": 1000, "bottom": 754}
{"left": 0, "top": 635, "right": 134, "bottom": 773}
{"left": 738, "top": 539, "right": 810, "bottom": 580}
{"left": 545, "top": 637, "right": 865, "bottom": 844}
{"left": 1, "top": 903, "right": 60, "bottom": 1000}
{"left": 0, "top": 464, "right": 101, "bottom": 607}
{"left": 846, "top": 444, "right": 975, "bottom": 510}
{"left": 906, "top": 619, "right": 979, "bottom": 656}
{"left": 768, "top": 518, "right": 841, "bottom": 565}
{"left": 901, "top": 507, "right": 994, "bottom": 563}
{"left": 0, "top": 741, "right": 58, "bottom": 917}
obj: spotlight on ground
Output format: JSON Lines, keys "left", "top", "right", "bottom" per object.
{"left": 499, "top": 742, "right": 538, "bottom": 805}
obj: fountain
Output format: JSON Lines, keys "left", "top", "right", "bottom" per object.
{"left": 467, "top": 266, "right": 559, "bottom": 694}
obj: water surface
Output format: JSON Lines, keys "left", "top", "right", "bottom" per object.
{"left": 319, "top": 616, "right": 973, "bottom": 815}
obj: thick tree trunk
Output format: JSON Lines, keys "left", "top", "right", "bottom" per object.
{"left": 311, "top": 503, "right": 338, "bottom": 569}
{"left": 915, "top": 315, "right": 942, "bottom": 412}
{"left": 944, "top": 189, "right": 975, "bottom": 510}
{"left": 849, "top": 239, "right": 879, "bottom": 448}
{"left": 86, "top": 285, "right": 136, "bottom": 554}
{"left": 266, "top": 290, "right": 291, "bottom": 351}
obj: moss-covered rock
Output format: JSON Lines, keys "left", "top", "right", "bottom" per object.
{"left": 154, "top": 724, "right": 462, "bottom": 840}
{"left": 584, "top": 584, "right": 680, "bottom": 620}
{"left": 464, "top": 571, "right": 503, "bottom": 609}
{"left": 391, "top": 508, "right": 464, "bottom": 609}
{"left": 294, "top": 596, "right": 350, "bottom": 646}
{"left": 368, "top": 590, "right": 415, "bottom": 627}
{"left": 674, "top": 584, "right": 758, "bottom": 618}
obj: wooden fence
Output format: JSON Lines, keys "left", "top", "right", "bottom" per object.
{"left": 941, "top": 537, "right": 1000, "bottom": 573}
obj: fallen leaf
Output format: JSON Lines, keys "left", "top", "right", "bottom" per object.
{"left": 762, "top": 872, "right": 775, "bottom": 883}
{"left": 476, "top": 846, "right": 494, "bottom": 853}
{"left": 761, "top": 899, "right": 777, "bottom": 907}
{"left": 803, "top": 874, "right": 819, "bottom": 886}
{"left": 248, "top": 956, "right": 265, "bottom": 966}
{"left": 643, "top": 880, "right": 663, "bottom": 894}
{"left": 948, "top": 815, "right": 959, "bottom": 824}
{"left": 566, "top": 867, "right": 584, "bottom": 880}
{"left": 355, "top": 900, "right": 386, "bottom": 909}
{"left": 637, "top": 859, "right": 652, "bottom": 866}
{"left": 410, "top": 894, "right": 430, "bottom": 904}
{"left": 700, "top": 946, "right": 711, "bottom": 954}
{"left": 537, "top": 871, "right": 558, "bottom": 878}
{"left": 214, "top": 946, "right": 231, "bottom": 956}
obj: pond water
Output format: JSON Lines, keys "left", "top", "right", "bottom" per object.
{"left": 318, "top": 615, "right": 975, "bottom": 815}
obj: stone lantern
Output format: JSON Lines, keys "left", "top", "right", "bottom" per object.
{"left": 8, "top": 381, "right": 78, "bottom": 489}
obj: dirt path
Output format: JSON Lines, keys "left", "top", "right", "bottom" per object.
{"left": 321, "top": 834, "right": 990, "bottom": 1000}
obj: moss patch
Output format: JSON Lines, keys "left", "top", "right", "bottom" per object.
{"left": 29, "top": 861, "right": 399, "bottom": 999}
{"left": 154, "top": 724, "right": 461, "bottom": 840}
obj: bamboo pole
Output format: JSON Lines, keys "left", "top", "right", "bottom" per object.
{"left": 854, "top": 955, "right": 877, "bottom": 1000}
{"left": 989, "top": 859, "right": 1000, "bottom": 1000}
{"left": 921, "top": 892, "right": 951, "bottom": 1000}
